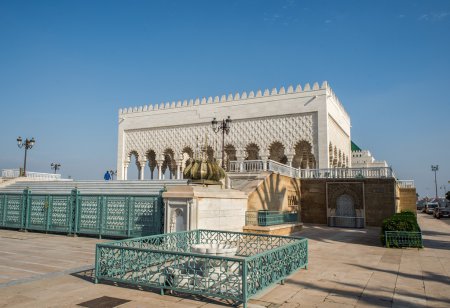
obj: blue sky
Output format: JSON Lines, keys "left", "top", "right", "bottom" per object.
{"left": 0, "top": 0, "right": 449, "bottom": 197}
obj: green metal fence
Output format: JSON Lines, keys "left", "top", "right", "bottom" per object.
{"left": 246, "top": 210, "right": 298, "bottom": 226}
{"left": 0, "top": 189, "right": 163, "bottom": 238}
{"left": 95, "top": 230, "right": 308, "bottom": 307}
{"left": 385, "top": 231, "right": 423, "bottom": 248}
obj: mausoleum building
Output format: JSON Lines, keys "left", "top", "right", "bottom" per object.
{"left": 117, "top": 81, "right": 351, "bottom": 180}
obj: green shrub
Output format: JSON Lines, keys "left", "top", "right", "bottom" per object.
{"left": 380, "top": 211, "right": 421, "bottom": 247}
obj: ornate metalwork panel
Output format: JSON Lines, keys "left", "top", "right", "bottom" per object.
{"left": 95, "top": 230, "right": 308, "bottom": 307}
{"left": 102, "top": 196, "right": 128, "bottom": 236}
{"left": 4, "top": 195, "right": 24, "bottom": 228}
{"left": 27, "top": 195, "right": 48, "bottom": 231}
{"left": 77, "top": 196, "right": 101, "bottom": 234}
{"left": 49, "top": 196, "right": 72, "bottom": 232}
{"left": 131, "top": 196, "right": 162, "bottom": 237}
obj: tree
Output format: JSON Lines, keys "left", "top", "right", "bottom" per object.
{"left": 446, "top": 191, "right": 450, "bottom": 201}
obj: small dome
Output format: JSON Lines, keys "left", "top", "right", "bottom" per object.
{"left": 183, "top": 158, "right": 226, "bottom": 184}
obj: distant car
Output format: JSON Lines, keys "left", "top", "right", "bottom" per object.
{"left": 425, "top": 203, "right": 438, "bottom": 214}
{"left": 417, "top": 203, "right": 425, "bottom": 211}
{"left": 434, "top": 206, "right": 450, "bottom": 219}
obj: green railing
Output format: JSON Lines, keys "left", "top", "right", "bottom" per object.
{"left": 0, "top": 189, "right": 163, "bottom": 238}
{"left": 95, "top": 230, "right": 308, "bottom": 307}
{"left": 385, "top": 231, "right": 423, "bottom": 248}
{"left": 246, "top": 210, "right": 298, "bottom": 226}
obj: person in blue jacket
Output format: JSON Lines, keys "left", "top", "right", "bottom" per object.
{"left": 104, "top": 171, "right": 111, "bottom": 181}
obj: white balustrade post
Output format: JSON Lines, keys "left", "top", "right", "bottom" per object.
{"left": 286, "top": 154, "right": 294, "bottom": 177}
{"left": 236, "top": 149, "right": 245, "bottom": 172}
{"left": 261, "top": 153, "right": 269, "bottom": 171}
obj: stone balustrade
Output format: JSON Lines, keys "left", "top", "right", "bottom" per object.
{"left": 1, "top": 169, "right": 62, "bottom": 180}
{"left": 228, "top": 160, "right": 398, "bottom": 180}
{"left": 397, "top": 180, "right": 415, "bottom": 188}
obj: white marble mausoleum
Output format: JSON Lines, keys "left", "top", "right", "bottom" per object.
{"left": 117, "top": 81, "right": 351, "bottom": 180}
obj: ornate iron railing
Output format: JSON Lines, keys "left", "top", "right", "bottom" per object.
{"left": 228, "top": 160, "right": 397, "bottom": 179}
{"left": 95, "top": 230, "right": 308, "bottom": 307}
{"left": 385, "top": 231, "right": 423, "bottom": 248}
{"left": 0, "top": 189, "right": 163, "bottom": 238}
{"left": 328, "top": 216, "right": 365, "bottom": 228}
{"left": 246, "top": 211, "right": 298, "bottom": 226}
{"left": 1, "top": 169, "right": 62, "bottom": 180}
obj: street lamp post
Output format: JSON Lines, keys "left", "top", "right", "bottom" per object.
{"left": 211, "top": 116, "right": 232, "bottom": 169}
{"left": 17, "top": 136, "right": 35, "bottom": 177}
{"left": 431, "top": 165, "right": 439, "bottom": 199}
{"left": 50, "top": 163, "right": 61, "bottom": 174}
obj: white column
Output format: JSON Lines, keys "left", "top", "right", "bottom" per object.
{"left": 123, "top": 162, "right": 129, "bottom": 181}
{"left": 157, "top": 160, "right": 163, "bottom": 180}
{"left": 176, "top": 161, "right": 182, "bottom": 180}
{"left": 138, "top": 161, "right": 146, "bottom": 180}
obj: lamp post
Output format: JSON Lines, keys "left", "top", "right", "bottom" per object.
{"left": 17, "top": 136, "right": 35, "bottom": 177}
{"left": 109, "top": 170, "right": 117, "bottom": 181}
{"left": 431, "top": 165, "right": 439, "bottom": 199}
{"left": 211, "top": 116, "right": 232, "bottom": 169}
{"left": 50, "top": 163, "right": 61, "bottom": 174}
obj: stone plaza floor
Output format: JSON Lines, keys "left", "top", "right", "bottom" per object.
{"left": 0, "top": 213, "right": 449, "bottom": 308}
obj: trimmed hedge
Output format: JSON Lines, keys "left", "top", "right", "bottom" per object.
{"left": 380, "top": 211, "right": 421, "bottom": 246}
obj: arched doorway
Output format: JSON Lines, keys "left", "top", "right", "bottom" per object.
{"left": 127, "top": 151, "right": 140, "bottom": 180}
{"left": 181, "top": 146, "right": 194, "bottom": 172}
{"left": 162, "top": 148, "right": 176, "bottom": 179}
{"left": 269, "top": 141, "right": 287, "bottom": 164}
{"left": 146, "top": 149, "right": 157, "bottom": 179}
{"left": 293, "top": 140, "right": 316, "bottom": 169}
{"left": 224, "top": 144, "right": 237, "bottom": 170}
{"left": 245, "top": 143, "right": 260, "bottom": 160}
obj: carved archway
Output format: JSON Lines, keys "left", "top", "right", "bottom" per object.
{"left": 181, "top": 146, "right": 194, "bottom": 169}
{"left": 293, "top": 140, "right": 316, "bottom": 169}
{"left": 245, "top": 143, "right": 260, "bottom": 160}
{"left": 162, "top": 148, "right": 176, "bottom": 179}
{"left": 127, "top": 150, "right": 140, "bottom": 180}
{"left": 269, "top": 141, "right": 287, "bottom": 164}
{"left": 224, "top": 144, "right": 237, "bottom": 170}
{"left": 146, "top": 149, "right": 157, "bottom": 179}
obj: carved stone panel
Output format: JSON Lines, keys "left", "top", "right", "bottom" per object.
{"left": 326, "top": 182, "right": 364, "bottom": 217}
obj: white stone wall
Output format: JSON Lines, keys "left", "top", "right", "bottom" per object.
{"left": 197, "top": 198, "right": 246, "bottom": 232}
{"left": 352, "top": 150, "right": 388, "bottom": 168}
{"left": 117, "top": 81, "right": 351, "bottom": 179}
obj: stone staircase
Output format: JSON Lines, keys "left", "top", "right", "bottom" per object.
{"left": 0, "top": 180, "right": 188, "bottom": 195}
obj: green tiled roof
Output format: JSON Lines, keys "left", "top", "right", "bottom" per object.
{"left": 351, "top": 141, "right": 362, "bottom": 152}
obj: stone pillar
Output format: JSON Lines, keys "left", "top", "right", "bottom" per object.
{"left": 176, "top": 160, "right": 182, "bottom": 180}
{"left": 286, "top": 153, "right": 295, "bottom": 177}
{"left": 138, "top": 161, "right": 146, "bottom": 180}
{"left": 123, "top": 161, "right": 130, "bottom": 181}
{"left": 157, "top": 160, "right": 163, "bottom": 180}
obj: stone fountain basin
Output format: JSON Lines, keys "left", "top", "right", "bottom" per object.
{"left": 191, "top": 244, "right": 237, "bottom": 255}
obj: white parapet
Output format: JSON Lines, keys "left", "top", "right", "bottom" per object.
{"left": 1, "top": 169, "right": 62, "bottom": 181}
